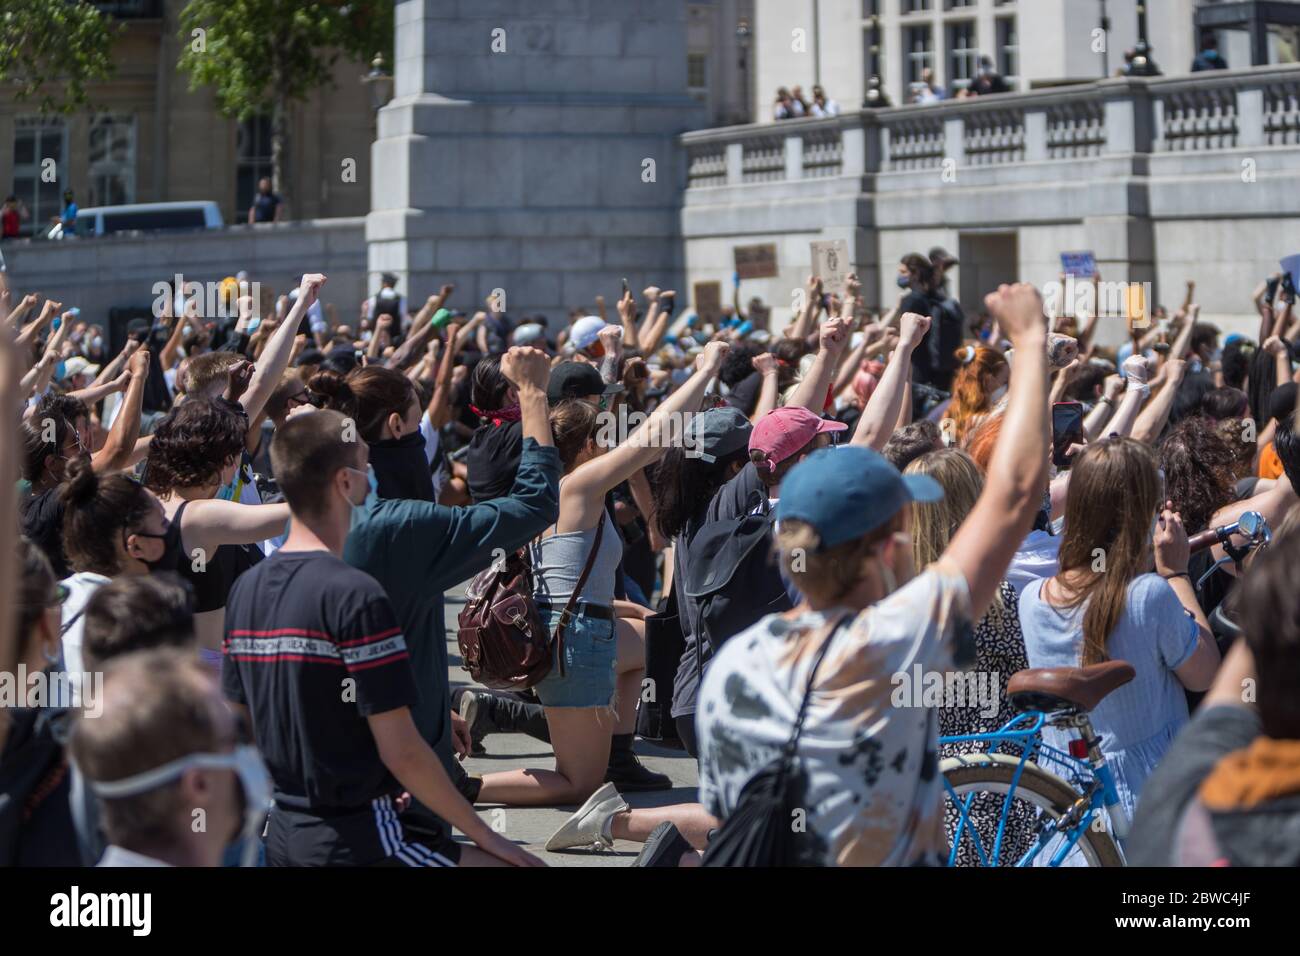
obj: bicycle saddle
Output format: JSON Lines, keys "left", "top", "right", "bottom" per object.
{"left": 1006, "top": 660, "right": 1136, "bottom": 714}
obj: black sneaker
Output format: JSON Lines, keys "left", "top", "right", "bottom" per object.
{"left": 458, "top": 690, "right": 491, "bottom": 756}
{"left": 634, "top": 822, "right": 693, "bottom": 867}
{"left": 605, "top": 747, "right": 671, "bottom": 792}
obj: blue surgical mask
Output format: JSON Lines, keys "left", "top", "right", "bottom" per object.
{"left": 896, "top": 274, "right": 912, "bottom": 289}
{"left": 216, "top": 474, "right": 238, "bottom": 501}
{"left": 347, "top": 465, "right": 381, "bottom": 529}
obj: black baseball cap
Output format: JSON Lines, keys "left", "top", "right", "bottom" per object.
{"left": 929, "top": 246, "right": 959, "bottom": 268}
{"left": 547, "top": 362, "right": 624, "bottom": 406}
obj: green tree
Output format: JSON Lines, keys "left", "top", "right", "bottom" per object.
{"left": 0, "top": 0, "right": 117, "bottom": 113}
{"left": 178, "top": 0, "right": 392, "bottom": 213}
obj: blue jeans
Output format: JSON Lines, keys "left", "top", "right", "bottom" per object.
{"left": 533, "top": 605, "right": 617, "bottom": 708}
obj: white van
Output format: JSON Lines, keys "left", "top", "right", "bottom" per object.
{"left": 56, "top": 201, "right": 224, "bottom": 238}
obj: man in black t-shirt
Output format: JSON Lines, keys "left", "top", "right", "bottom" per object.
{"left": 247, "top": 177, "right": 284, "bottom": 224}
{"left": 222, "top": 410, "right": 542, "bottom": 867}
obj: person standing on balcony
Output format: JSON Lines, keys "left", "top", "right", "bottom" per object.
{"left": 911, "top": 68, "right": 944, "bottom": 105}
{"left": 809, "top": 85, "right": 840, "bottom": 117}
{"left": 968, "top": 56, "right": 1010, "bottom": 96}
{"left": 248, "top": 177, "right": 284, "bottom": 224}
{"left": 1192, "top": 33, "right": 1228, "bottom": 72}
{"left": 773, "top": 87, "right": 797, "bottom": 120}
{"left": 2, "top": 196, "right": 28, "bottom": 240}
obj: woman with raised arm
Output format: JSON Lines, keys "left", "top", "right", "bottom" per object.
{"left": 694, "top": 283, "right": 1051, "bottom": 867}
{"left": 478, "top": 340, "right": 731, "bottom": 808}
{"left": 1019, "top": 438, "right": 1221, "bottom": 823}
{"left": 144, "top": 399, "right": 290, "bottom": 671}
{"left": 905, "top": 447, "right": 1037, "bottom": 865}
{"left": 946, "top": 345, "right": 1009, "bottom": 445}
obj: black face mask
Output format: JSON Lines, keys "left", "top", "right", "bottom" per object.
{"left": 139, "top": 520, "right": 184, "bottom": 573}
{"left": 367, "top": 433, "right": 435, "bottom": 503}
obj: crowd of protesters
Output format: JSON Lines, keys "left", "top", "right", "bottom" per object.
{"left": 1, "top": 243, "right": 1299, "bottom": 869}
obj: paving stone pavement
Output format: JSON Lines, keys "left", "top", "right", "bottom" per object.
{"left": 445, "top": 587, "right": 699, "bottom": 866}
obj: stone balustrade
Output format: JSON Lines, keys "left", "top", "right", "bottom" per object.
{"left": 678, "top": 64, "right": 1300, "bottom": 340}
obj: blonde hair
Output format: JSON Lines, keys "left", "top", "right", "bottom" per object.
{"left": 776, "top": 517, "right": 899, "bottom": 606}
{"left": 905, "top": 448, "right": 1011, "bottom": 623}
{"left": 904, "top": 449, "right": 984, "bottom": 569}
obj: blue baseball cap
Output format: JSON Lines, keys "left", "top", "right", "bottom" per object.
{"left": 777, "top": 446, "right": 943, "bottom": 550}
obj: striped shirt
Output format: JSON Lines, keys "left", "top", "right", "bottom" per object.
{"left": 222, "top": 550, "right": 416, "bottom": 814}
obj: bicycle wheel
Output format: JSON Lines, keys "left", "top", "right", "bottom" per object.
{"left": 941, "top": 753, "right": 1124, "bottom": 867}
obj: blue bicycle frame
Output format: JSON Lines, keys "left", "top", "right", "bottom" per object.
{"left": 939, "top": 711, "right": 1126, "bottom": 866}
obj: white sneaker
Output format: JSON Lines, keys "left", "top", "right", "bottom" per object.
{"left": 544, "top": 782, "right": 629, "bottom": 852}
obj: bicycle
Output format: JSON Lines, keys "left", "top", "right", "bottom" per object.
{"left": 938, "top": 511, "right": 1272, "bottom": 866}
{"left": 939, "top": 660, "right": 1134, "bottom": 867}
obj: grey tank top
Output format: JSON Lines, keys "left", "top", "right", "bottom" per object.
{"left": 529, "top": 508, "right": 621, "bottom": 608}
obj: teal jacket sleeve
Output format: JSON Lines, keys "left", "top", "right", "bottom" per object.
{"left": 362, "top": 438, "right": 561, "bottom": 592}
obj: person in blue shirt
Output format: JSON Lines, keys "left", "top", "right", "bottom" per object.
{"left": 60, "top": 190, "right": 77, "bottom": 233}
{"left": 1192, "top": 34, "right": 1228, "bottom": 73}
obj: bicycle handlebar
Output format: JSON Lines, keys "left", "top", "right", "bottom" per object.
{"left": 1187, "top": 525, "right": 1231, "bottom": 554}
{"left": 1187, "top": 511, "right": 1270, "bottom": 555}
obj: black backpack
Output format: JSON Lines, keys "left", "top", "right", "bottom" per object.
{"left": 681, "top": 492, "right": 793, "bottom": 661}
{"left": 931, "top": 295, "right": 966, "bottom": 376}
{"left": 701, "top": 616, "right": 843, "bottom": 867}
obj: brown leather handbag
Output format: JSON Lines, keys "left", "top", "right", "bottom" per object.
{"left": 456, "top": 517, "right": 605, "bottom": 692}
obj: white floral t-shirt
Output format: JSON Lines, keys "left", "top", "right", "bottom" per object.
{"left": 697, "top": 562, "right": 973, "bottom": 866}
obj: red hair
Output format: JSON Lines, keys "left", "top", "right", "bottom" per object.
{"left": 947, "top": 346, "right": 1008, "bottom": 444}
{"left": 851, "top": 359, "right": 886, "bottom": 408}
{"left": 965, "top": 411, "right": 1004, "bottom": 473}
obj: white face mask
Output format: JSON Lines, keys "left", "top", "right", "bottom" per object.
{"left": 88, "top": 744, "right": 271, "bottom": 867}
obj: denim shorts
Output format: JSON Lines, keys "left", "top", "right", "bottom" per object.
{"left": 533, "top": 605, "right": 617, "bottom": 709}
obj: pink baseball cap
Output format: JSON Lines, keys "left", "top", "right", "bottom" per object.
{"left": 749, "top": 406, "right": 847, "bottom": 469}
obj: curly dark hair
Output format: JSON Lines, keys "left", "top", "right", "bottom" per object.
{"left": 720, "top": 341, "right": 764, "bottom": 388}
{"left": 144, "top": 399, "right": 246, "bottom": 495}
{"left": 1157, "top": 417, "right": 1239, "bottom": 534}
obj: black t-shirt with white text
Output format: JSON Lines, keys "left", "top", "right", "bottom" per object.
{"left": 222, "top": 550, "right": 417, "bottom": 811}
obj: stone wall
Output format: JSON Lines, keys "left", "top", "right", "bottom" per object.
{"left": 0, "top": 218, "right": 367, "bottom": 332}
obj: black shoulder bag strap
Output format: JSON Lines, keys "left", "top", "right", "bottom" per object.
{"left": 551, "top": 514, "right": 606, "bottom": 678}
{"left": 777, "top": 613, "right": 848, "bottom": 787}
